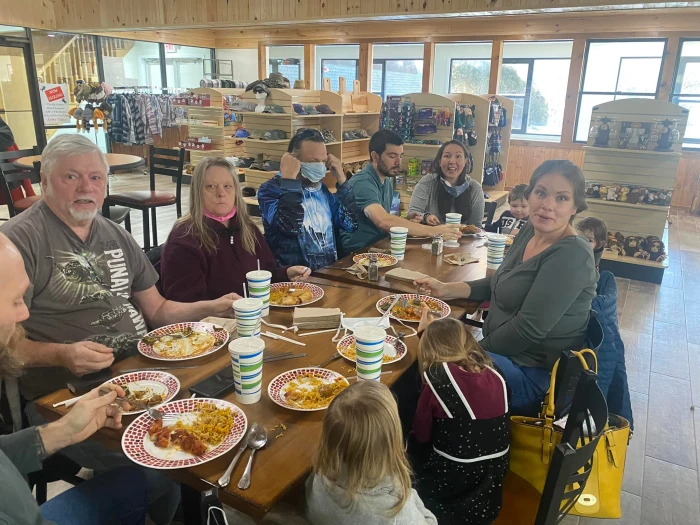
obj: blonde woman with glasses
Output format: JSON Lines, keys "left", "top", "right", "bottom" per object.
{"left": 306, "top": 381, "right": 437, "bottom": 525}
{"left": 160, "top": 157, "right": 310, "bottom": 302}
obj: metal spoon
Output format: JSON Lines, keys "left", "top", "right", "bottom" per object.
{"left": 238, "top": 423, "right": 268, "bottom": 490}
{"left": 217, "top": 428, "right": 252, "bottom": 488}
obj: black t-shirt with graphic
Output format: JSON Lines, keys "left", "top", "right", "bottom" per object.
{"left": 486, "top": 210, "right": 528, "bottom": 234}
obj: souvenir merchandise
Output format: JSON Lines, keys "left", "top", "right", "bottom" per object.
{"left": 73, "top": 80, "right": 109, "bottom": 103}
{"left": 585, "top": 181, "right": 673, "bottom": 207}
{"left": 106, "top": 92, "right": 178, "bottom": 145}
{"left": 606, "top": 231, "right": 625, "bottom": 255}
{"left": 622, "top": 236, "right": 647, "bottom": 258}
{"left": 589, "top": 116, "right": 617, "bottom": 147}
{"left": 198, "top": 78, "right": 247, "bottom": 89}
{"left": 420, "top": 160, "right": 433, "bottom": 176}
{"left": 407, "top": 157, "right": 421, "bottom": 178}
{"left": 618, "top": 122, "right": 651, "bottom": 150}
{"left": 381, "top": 96, "right": 415, "bottom": 142}
{"left": 645, "top": 236, "right": 667, "bottom": 262}
{"left": 653, "top": 118, "right": 681, "bottom": 152}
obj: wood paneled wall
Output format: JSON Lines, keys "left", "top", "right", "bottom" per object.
{"left": 51, "top": 0, "right": 696, "bottom": 32}
{"left": 0, "top": 0, "right": 55, "bottom": 29}
{"left": 94, "top": 30, "right": 215, "bottom": 48}
{"left": 503, "top": 142, "right": 699, "bottom": 211}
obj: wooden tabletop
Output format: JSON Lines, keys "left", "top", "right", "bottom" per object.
{"left": 35, "top": 278, "right": 466, "bottom": 520}
{"left": 314, "top": 235, "right": 489, "bottom": 313}
{"left": 13, "top": 153, "right": 145, "bottom": 172}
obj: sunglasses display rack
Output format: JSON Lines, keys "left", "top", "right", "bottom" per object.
{"left": 579, "top": 97, "right": 689, "bottom": 284}
{"left": 173, "top": 87, "right": 248, "bottom": 168}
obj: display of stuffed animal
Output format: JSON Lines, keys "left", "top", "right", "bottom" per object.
{"left": 606, "top": 186, "right": 620, "bottom": 201}
{"left": 645, "top": 236, "right": 667, "bottom": 262}
{"left": 623, "top": 236, "right": 647, "bottom": 258}
{"left": 591, "top": 185, "right": 601, "bottom": 199}
{"left": 620, "top": 186, "right": 630, "bottom": 202}
{"left": 599, "top": 186, "right": 608, "bottom": 199}
{"left": 606, "top": 231, "right": 625, "bottom": 255}
{"left": 627, "top": 188, "right": 642, "bottom": 204}
{"left": 644, "top": 191, "right": 658, "bottom": 205}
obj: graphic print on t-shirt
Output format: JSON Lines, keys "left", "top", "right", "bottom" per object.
{"left": 499, "top": 216, "right": 527, "bottom": 235}
{"left": 300, "top": 189, "right": 336, "bottom": 261}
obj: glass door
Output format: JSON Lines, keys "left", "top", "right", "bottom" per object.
{"left": 0, "top": 43, "right": 39, "bottom": 149}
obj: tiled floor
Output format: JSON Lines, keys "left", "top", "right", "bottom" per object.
{"left": 6, "top": 176, "right": 700, "bottom": 524}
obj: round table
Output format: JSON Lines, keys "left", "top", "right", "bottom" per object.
{"left": 13, "top": 153, "right": 145, "bottom": 173}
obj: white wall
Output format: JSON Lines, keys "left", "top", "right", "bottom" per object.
{"left": 122, "top": 41, "right": 160, "bottom": 86}
{"left": 372, "top": 43, "right": 424, "bottom": 60}
{"left": 503, "top": 40, "right": 573, "bottom": 59}
{"left": 215, "top": 48, "right": 259, "bottom": 84}
{"left": 433, "top": 42, "right": 493, "bottom": 94}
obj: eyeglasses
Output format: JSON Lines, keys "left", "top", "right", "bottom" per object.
{"left": 295, "top": 128, "right": 323, "bottom": 140}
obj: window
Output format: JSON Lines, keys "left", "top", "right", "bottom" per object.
{"left": 449, "top": 59, "right": 490, "bottom": 94}
{"left": 268, "top": 45, "right": 303, "bottom": 85}
{"left": 317, "top": 45, "right": 359, "bottom": 91}
{"left": 164, "top": 45, "right": 212, "bottom": 89}
{"left": 575, "top": 39, "right": 666, "bottom": 142}
{"left": 101, "top": 38, "right": 162, "bottom": 88}
{"left": 500, "top": 41, "right": 572, "bottom": 139}
{"left": 372, "top": 60, "right": 423, "bottom": 99}
{"left": 671, "top": 40, "right": 700, "bottom": 148}
{"left": 437, "top": 42, "right": 492, "bottom": 95}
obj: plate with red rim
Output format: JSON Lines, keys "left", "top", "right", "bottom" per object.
{"left": 375, "top": 294, "right": 451, "bottom": 323}
{"left": 336, "top": 334, "right": 407, "bottom": 365}
{"left": 137, "top": 322, "right": 229, "bottom": 362}
{"left": 121, "top": 398, "right": 247, "bottom": 470}
{"left": 268, "top": 368, "right": 350, "bottom": 412}
{"left": 106, "top": 371, "right": 180, "bottom": 416}
{"left": 269, "top": 282, "right": 324, "bottom": 308}
{"left": 353, "top": 253, "right": 398, "bottom": 268}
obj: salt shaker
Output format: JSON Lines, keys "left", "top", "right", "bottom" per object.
{"left": 431, "top": 234, "right": 443, "bottom": 256}
{"left": 368, "top": 253, "right": 379, "bottom": 281}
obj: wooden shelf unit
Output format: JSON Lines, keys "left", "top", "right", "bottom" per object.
{"left": 445, "top": 93, "right": 491, "bottom": 186}
{"left": 185, "top": 87, "right": 247, "bottom": 165}
{"left": 578, "top": 98, "right": 689, "bottom": 283}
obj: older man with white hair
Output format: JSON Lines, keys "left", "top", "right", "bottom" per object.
{"left": 1, "top": 134, "right": 240, "bottom": 524}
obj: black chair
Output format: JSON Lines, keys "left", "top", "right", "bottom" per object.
{"left": 105, "top": 146, "right": 185, "bottom": 251}
{"left": 482, "top": 200, "right": 498, "bottom": 229}
{"left": 28, "top": 453, "right": 85, "bottom": 505}
{"left": 0, "top": 147, "right": 41, "bottom": 218}
{"left": 29, "top": 160, "right": 132, "bottom": 229}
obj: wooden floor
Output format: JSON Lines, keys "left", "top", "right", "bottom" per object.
{"left": 4, "top": 172, "right": 700, "bottom": 525}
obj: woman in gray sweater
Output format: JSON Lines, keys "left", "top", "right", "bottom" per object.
{"left": 407, "top": 140, "right": 485, "bottom": 226}
{"left": 416, "top": 160, "right": 597, "bottom": 416}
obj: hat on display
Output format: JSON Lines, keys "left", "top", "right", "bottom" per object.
{"left": 315, "top": 104, "right": 335, "bottom": 114}
{"left": 245, "top": 80, "right": 270, "bottom": 95}
{"left": 303, "top": 105, "right": 320, "bottom": 115}
{"left": 263, "top": 104, "right": 286, "bottom": 114}
{"left": 293, "top": 103, "right": 307, "bottom": 115}
{"left": 234, "top": 129, "right": 250, "bottom": 138}
{"left": 265, "top": 73, "right": 290, "bottom": 89}
{"left": 293, "top": 80, "right": 305, "bottom": 89}
{"left": 262, "top": 160, "right": 281, "bottom": 172}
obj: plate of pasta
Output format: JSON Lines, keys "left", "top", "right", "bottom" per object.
{"left": 353, "top": 253, "right": 398, "bottom": 268}
{"left": 121, "top": 399, "right": 247, "bottom": 469}
{"left": 138, "top": 322, "right": 229, "bottom": 361}
{"left": 336, "top": 334, "right": 407, "bottom": 365}
{"left": 269, "top": 282, "right": 324, "bottom": 307}
{"left": 268, "top": 368, "right": 349, "bottom": 412}
{"left": 375, "top": 294, "right": 451, "bottom": 323}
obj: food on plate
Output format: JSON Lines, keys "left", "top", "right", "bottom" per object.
{"left": 270, "top": 286, "right": 313, "bottom": 306}
{"left": 146, "top": 403, "right": 235, "bottom": 456}
{"left": 380, "top": 297, "right": 443, "bottom": 321}
{"left": 282, "top": 374, "right": 349, "bottom": 410}
{"left": 356, "top": 255, "right": 394, "bottom": 267}
{"left": 142, "top": 327, "right": 218, "bottom": 358}
{"left": 505, "top": 235, "right": 515, "bottom": 246}
{"left": 460, "top": 224, "right": 481, "bottom": 235}
{"left": 340, "top": 340, "right": 396, "bottom": 363}
{"left": 122, "top": 384, "right": 164, "bottom": 408}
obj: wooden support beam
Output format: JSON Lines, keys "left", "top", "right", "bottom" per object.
{"left": 359, "top": 43, "right": 373, "bottom": 92}
{"left": 422, "top": 42, "right": 436, "bottom": 93}
{"left": 489, "top": 40, "right": 504, "bottom": 95}
{"left": 658, "top": 37, "right": 681, "bottom": 102}
{"left": 258, "top": 42, "right": 268, "bottom": 81}
{"left": 560, "top": 38, "right": 587, "bottom": 145}
{"left": 304, "top": 44, "right": 315, "bottom": 89}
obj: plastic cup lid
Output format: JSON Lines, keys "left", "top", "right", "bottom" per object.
{"left": 354, "top": 326, "right": 386, "bottom": 342}
{"left": 229, "top": 337, "right": 265, "bottom": 354}
{"left": 233, "top": 298, "right": 263, "bottom": 310}
{"left": 246, "top": 270, "right": 272, "bottom": 280}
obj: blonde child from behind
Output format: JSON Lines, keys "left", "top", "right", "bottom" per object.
{"left": 305, "top": 381, "right": 437, "bottom": 525}
{"left": 410, "top": 315, "right": 510, "bottom": 525}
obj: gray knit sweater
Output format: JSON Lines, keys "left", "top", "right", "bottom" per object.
{"left": 305, "top": 474, "right": 438, "bottom": 525}
{"left": 407, "top": 172, "right": 485, "bottom": 226}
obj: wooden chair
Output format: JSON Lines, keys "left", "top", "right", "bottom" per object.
{"left": 104, "top": 146, "right": 185, "bottom": 250}
{"left": 494, "top": 370, "right": 608, "bottom": 525}
{"left": 0, "top": 147, "right": 42, "bottom": 218}
{"left": 29, "top": 160, "right": 132, "bottom": 230}
{"left": 482, "top": 200, "right": 498, "bottom": 229}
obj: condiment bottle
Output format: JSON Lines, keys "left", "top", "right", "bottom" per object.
{"left": 368, "top": 253, "right": 379, "bottom": 281}
{"left": 431, "top": 234, "right": 443, "bottom": 256}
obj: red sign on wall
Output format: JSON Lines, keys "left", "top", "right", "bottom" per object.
{"left": 44, "top": 86, "right": 65, "bottom": 103}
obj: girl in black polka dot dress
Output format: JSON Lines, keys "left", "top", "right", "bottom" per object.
{"left": 411, "top": 315, "right": 510, "bottom": 525}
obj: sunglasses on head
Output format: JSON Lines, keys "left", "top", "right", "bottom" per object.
{"left": 295, "top": 128, "right": 323, "bottom": 140}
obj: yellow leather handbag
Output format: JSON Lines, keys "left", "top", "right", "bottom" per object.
{"left": 509, "top": 350, "right": 631, "bottom": 519}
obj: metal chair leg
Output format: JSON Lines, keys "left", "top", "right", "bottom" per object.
{"left": 142, "top": 210, "right": 151, "bottom": 252}
{"left": 151, "top": 207, "right": 158, "bottom": 246}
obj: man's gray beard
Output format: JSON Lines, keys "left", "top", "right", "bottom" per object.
{"left": 0, "top": 325, "right": 25, "bottom": 379}
{"left": 69, "top": 207, "right": 98, "bottom": 221}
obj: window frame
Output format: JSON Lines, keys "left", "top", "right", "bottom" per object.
{"left": 371, "top": 58, "right": 424, "bottom": 100}
{"left": 448, "top": 57, "right": 492, "bottom": 94}
{"left": 670, "top": 39, "right": 700, "bottom": 149}
{"left": 574, "top": 38, "right": 667, "bottom": 143}
{"left": 268, "top": 57, "right": 302, "bottom": 83}
{"left": 320, "top": 58, "right": 359, "bottom": 90}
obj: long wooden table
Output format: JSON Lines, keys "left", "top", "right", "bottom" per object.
{"left": 313, "top": 235, "right": 490, "bottom": 313}
{"left": 35, "top": 278, "right": 466, "bottom": 521}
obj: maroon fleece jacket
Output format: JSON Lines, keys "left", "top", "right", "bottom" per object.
{"left": 160, "top": 215, "right": 289, "bottom": 302}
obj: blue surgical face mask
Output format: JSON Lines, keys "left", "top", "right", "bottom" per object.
{"left": 300, "top": 162, "right": 326, "bottom": 183}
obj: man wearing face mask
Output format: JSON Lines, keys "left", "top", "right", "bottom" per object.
{"left": 341, "top": 130, "right": 461, "bottom": 254}
{"left": 258, "top": 129, "right": 360, "bottom": 270}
